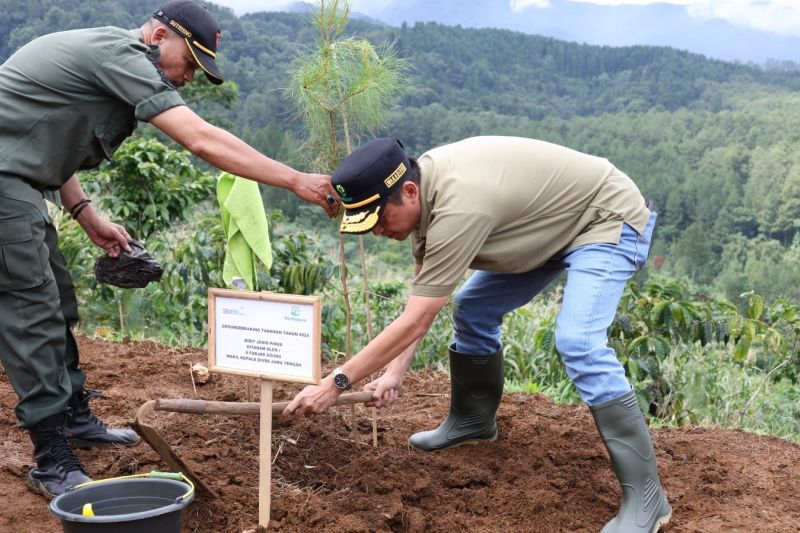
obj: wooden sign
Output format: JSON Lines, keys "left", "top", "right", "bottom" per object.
{"left": 207, "top": 287, "right": 322, "bottom": 529}
{"left": 208, "top": 288, "right": 321, "bottom": 384}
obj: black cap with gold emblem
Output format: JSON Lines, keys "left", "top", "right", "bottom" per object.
{"left": 332, "top": 138, "right": 410, "bottom": 234}
{"left": 154, "top": 0, "right": 224, "bottom": 85}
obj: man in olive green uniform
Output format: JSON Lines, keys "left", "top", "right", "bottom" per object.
{"left": 284, "top": 137, "right": 672, "bottom": 533}
{"left": 0, "top": 0, "right": 338, "bottom": 498}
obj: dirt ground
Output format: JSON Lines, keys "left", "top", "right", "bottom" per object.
{"left": 0, "top": 336, "right": 798, "bottom": 532}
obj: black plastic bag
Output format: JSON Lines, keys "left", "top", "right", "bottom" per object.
{"left": 95, "top": 240, "right": 163, "bottom": 289}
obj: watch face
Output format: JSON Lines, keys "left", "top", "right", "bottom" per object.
{"left": 333, "top": 372, "right": 349, "bottom": 389}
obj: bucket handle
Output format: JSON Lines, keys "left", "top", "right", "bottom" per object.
{"left": 72, "top": 471, "right": 195, "bottom": 503}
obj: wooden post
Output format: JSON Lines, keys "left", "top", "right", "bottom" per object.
{"left": 206, "top": 289, "right": 322, "bottom": 529}
{"left": 259, "top": 380, "right": 273, "bottom": 529}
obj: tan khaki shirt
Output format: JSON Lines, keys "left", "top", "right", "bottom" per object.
{"left": 411, "top": 136, "right": 650, "bottom": 297}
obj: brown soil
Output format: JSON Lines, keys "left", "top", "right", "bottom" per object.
{"left": 1, "top": 336, "right": 798, "bottom": 533}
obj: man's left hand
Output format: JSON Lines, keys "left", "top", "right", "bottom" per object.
{"left": 80, "top": 211, "right": 132, "bottom": 257}
{"left": 363, "top": 373, "right": 404, "bottom": 408}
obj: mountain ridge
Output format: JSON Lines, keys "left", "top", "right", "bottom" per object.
{"left": 256, "top": 0, "right": 800, "bottom": 64}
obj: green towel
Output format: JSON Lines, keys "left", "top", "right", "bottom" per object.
{"left": 217, "top": 173, "right": 272, "bottom": 291}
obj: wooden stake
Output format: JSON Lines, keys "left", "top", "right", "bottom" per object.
{"left": 357, "top": 237, "right": 379, "bottom": 448}
{"left": 350, "top": 404, "right": 358, "bottom": 445}
{"left": 246, "top": 377, "right": 255, "bottom": 402}
{"left": 372, "top": 406, "right": 378, "bottom": 447}
{"left": 259, "top": 380, "right": 273, "bottom": 529}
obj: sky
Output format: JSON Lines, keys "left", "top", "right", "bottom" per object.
{"left": 212, "top": 0, "right": 800, "bottom": 37}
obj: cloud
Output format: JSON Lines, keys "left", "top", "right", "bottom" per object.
{"left": 215, "top": 0, "right": 393, "bottom": 15}
{"left": 214, "top": 0, "right": 288, "bottom": 15}
{"left": 569, "top": 0, "right": 692, "bottom": 4}
{"left": 688, "top": 0, "right": 800, "bottom": 36}
{"left": 510, "top": 0, "right": 552, "bottom": 11}
{"left": 568, "top": 0, "right": 800, "bottom": 36}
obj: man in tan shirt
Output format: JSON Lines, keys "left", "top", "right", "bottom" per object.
{"left": 285, "top": 137, "right": 671, "bottom": 533}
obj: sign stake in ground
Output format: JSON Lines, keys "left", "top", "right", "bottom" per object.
{"left": 259, "top": 380, "right": 273, "bottom": 526}
{"left": 208, "top": 288, "right": 321, "bottom": 529}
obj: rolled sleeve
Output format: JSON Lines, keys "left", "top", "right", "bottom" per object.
{"left": 135, "top": 91, "right": 185, "bottom": 121}
{"left": 94, "top": 41, "right": 185, "bottom": 121}
{"left": 411, "top": 282, "right": 458, "bottom": 298}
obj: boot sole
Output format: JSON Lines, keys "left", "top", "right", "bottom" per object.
{"left": 409, "top": 432, "right": 497, "bottom": 453}
{"left": 25, "top": 476, "right": 56, "bottom": 500}
{"left": 68, "top": 437, "right": 140, "bottom": 449}
{"left": 652, "top": 511, "right": 672, "bottom": 532}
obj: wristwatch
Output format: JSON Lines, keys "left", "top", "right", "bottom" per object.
{"left": 332, "top": 367, "right": 351, "bottom": 390}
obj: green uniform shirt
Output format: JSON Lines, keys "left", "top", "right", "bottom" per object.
{"left": 0, "top": 27, "right": 185, "bottom": 210}
{"left": 411, "top": 136, "right": 651, "bottom": 297}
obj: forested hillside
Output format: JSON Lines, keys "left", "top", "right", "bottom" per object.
{"left": 4, "top": 0, "right": 800, "bottom": 443}
{"left": 2, "top": 0, "right": 800, "bottom": 301}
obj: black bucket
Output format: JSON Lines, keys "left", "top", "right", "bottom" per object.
{"left": 49, "top": 477, "right": 194, "bottom": 533}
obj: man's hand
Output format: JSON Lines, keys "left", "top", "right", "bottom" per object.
{"left": 78, "top": 210, "right": 132, "bottom": 257}
{"left": 292, "top": 172, "right": 339, "bottom": 218}
{"left": 363, "top": 373, "right": 404, "bottom": 408}
{"left": 150, "top": 107, "right": 342, "bottom": 217}
{"left": 282, "top": 377, "right": 342, "bottom": 418}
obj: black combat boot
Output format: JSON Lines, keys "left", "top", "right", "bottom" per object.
{"left": 64, "top": 389, "right": 139, "bottom": 448}
{"left": 409, "top": 344, "right": 504, "bottom": 452}
{"left": 27, "top": 413, "right": 91, "bottom": 498}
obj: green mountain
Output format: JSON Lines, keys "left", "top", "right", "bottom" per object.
{"left": 3, "top": 2, "right": 795, "bottom": 124}
{"left": 3, "top": 0, "right": 800, "bottom": 301}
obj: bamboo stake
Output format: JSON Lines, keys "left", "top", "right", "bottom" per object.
{"left": 358, "top": 237, "right": 378, "bottom": 448}
{"left": 339, "top": 236, "right": 351, "bottom": 358}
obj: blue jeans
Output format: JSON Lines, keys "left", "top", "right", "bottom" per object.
{"left": 453, "top": 212, "right": 657, "bottom": 406}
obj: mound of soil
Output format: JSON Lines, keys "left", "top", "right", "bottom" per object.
{"left": 0, "top": 336, "right": 798, "bottom": 532}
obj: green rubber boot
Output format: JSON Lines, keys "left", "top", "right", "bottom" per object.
{"left": 409, "top": 344, "right": 504, "bottom": 452}
{"left": 591, "top": 390, "right": 672, "bottom": 533}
